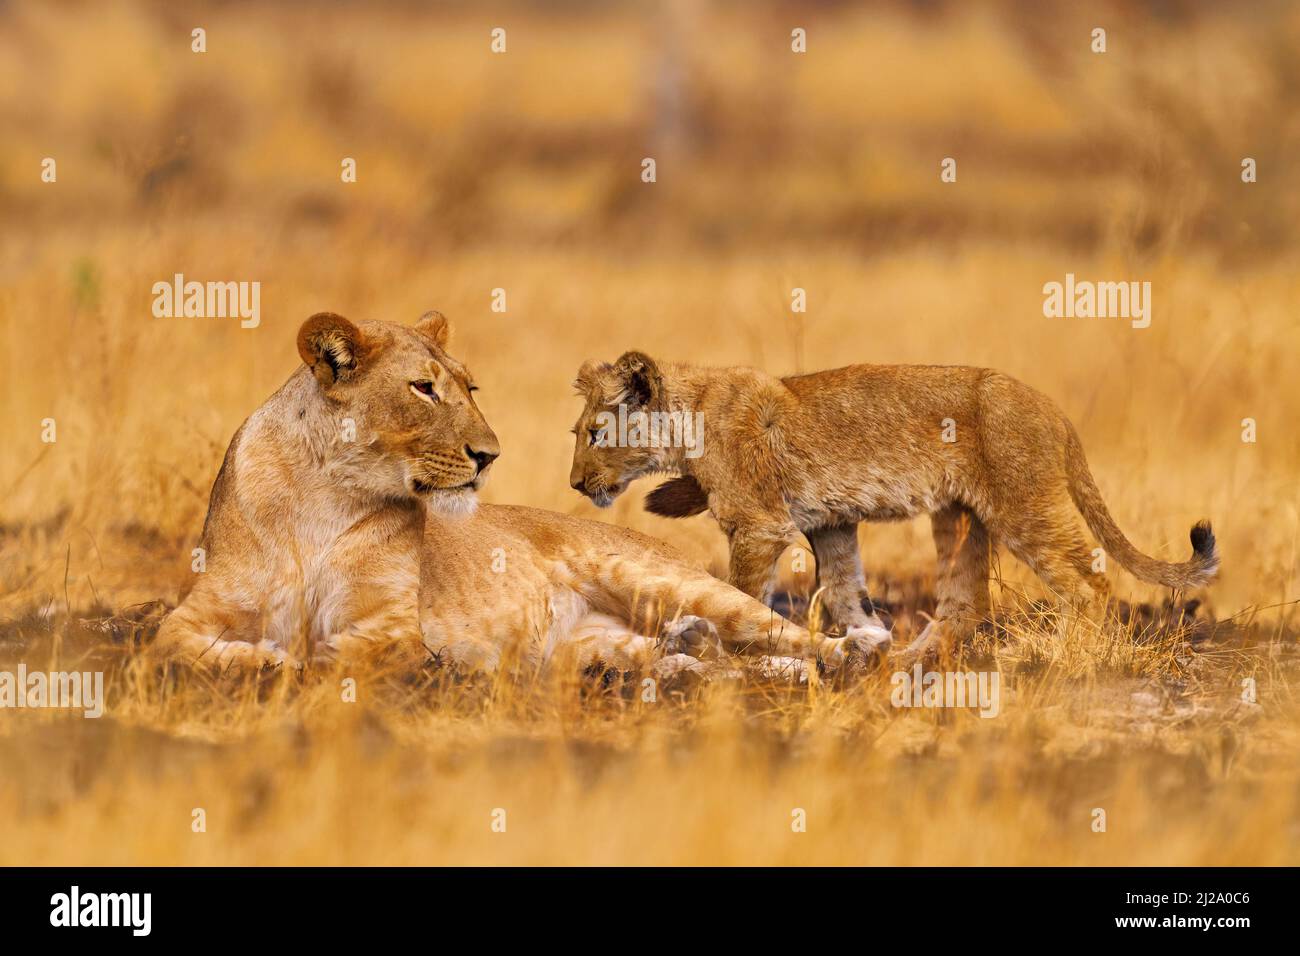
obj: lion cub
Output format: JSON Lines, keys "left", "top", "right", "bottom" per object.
{"left": 569, "top": 353, "right": 1218, "bottom": 658}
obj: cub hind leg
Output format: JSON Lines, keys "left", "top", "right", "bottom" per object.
{"left": 901, "top": 504, "right": 991, "bottom": 665}
{"left": 997, "top": 500, "right": 1110, "bottom": 632}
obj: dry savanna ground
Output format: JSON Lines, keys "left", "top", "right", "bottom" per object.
{"left": 1, "top": 0, "right": 1298, "bottom": 865}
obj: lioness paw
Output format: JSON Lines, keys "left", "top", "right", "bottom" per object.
{"left": 649, "top": 652, "right": 711, "bottom": 687}
{"left": 207, "top": 639, "right": 294, "bottom": 683}
{"left": 649, "top": 653, "right": 744, "bottom": 695}
{"left": 659, "top": 615, "right": 725, "bottom": 660}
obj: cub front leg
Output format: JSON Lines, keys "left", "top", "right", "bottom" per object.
{"left": 806, "top": 523, "right": 892, "bottom": 651}
{"left": 724, "top": 517, "right": 798, "bottom": 607}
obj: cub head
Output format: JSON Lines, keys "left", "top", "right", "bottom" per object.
{"left": 296, "top": 310, "right": 499, "bottom": 514}
{"left": 568, "top": 351, "right": 664, "bottom": 508}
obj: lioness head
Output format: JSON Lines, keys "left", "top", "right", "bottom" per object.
{"left": 296, "top": 310, "right": 499, "bottom": 514}
{"left": 568, "top": 351, "right": 665, "bottom": 507}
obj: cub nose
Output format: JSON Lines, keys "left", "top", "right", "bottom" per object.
{"left": 570, "top": 477, "right": 586, "bottom": 492}
{"left": 466, "top": 445, "right": 498, "bottom": 475}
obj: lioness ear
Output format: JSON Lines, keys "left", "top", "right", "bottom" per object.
{"left": 297, "top": 312, "right": 365, "bottom": 387}
{"left": 613, "top": 351, "right": 661, "bottom": 407}
{"left": 573, "top": 360, "right": 609, "bottom": 396}
{"left": 416, "top": 310, "right": 451, "bottom": 350}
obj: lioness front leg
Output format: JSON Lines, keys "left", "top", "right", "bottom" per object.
{"left": 545, "top": 613, "right": 720, "bottom": 693}
{"left": 314, "top": 626, "right": 429, "bottom": 674}
{"left": 152, "top": 590, "right": 291, "bottom": 680}
{"left": 590, "top": 554, "right": 880, "bottom": 672}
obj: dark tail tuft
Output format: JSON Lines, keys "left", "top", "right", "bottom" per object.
{"left": 1064, "top": 422, "right": 1219, "bottom": 589}
{"left": 1190, "top": 520, "right": 1215, "bottom": 558}
{"left": 645, "top": 476, "right": 709, "bottom": 518}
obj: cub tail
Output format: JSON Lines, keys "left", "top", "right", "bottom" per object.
{"left": 1064, "top": 424, "right": 1218, "bottom": 589}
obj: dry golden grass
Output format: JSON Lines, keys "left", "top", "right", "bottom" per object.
{"left": 1, "top": 0, "right": 1298, "bottom": 865}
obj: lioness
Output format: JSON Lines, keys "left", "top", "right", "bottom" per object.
{"left": 153, "top": 313, "right": 867, "bottom": 680}
{"left": 568, "top": 353, "right": 1218, "bottom": 657}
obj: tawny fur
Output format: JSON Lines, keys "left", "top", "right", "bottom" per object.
{"left": 569, "top": 354, "right": 1219, "bottom": 655}
{"left": 153, "top": 315, "right": 863, "bottom": 682}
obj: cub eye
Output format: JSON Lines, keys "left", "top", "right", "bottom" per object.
{"left": 467, "top": 385, "right": 479, "bottom": 394}
{"left": 410, "top": 381, "right": 440, "bottom": 402}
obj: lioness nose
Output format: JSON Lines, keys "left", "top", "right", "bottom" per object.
{"left": 467, "top": 445, "right": 498, "bottom": 475}
{"left": 570, "top": 477, "right": 586, "bottom": 492}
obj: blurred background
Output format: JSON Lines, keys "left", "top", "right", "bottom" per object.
{"left": 0, "top": 0, "right": 1298, "bottom": 868}
{"left": 2, "top": 0, "right": 1299, "bottom": 613}
{"left": 6, "top": 0, "right": 1300, "bottom": 252}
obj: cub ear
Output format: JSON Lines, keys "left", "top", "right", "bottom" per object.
{"left": 297, "top": 312, "right": 365, "bottom": 387}
{"left": 613, "top": 351, "right": 661, "bottom": 408}
{"left": 416, "top": 310, "right": 451, "bottom": 350}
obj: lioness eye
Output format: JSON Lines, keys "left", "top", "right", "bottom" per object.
{"left": 410, "top": 381, "right": 440, "bottom": 402}
{"left": 588, "top": 428, "right": 602, "bottom": 447}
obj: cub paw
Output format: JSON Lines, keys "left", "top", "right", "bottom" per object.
{"left": 895, "top": 620, "right": 952, "bottom": 670}
{"left": 822, "top": 623, "right": 892, "bottom": 674}
{"left": 659, "top": 615, "right": 725, "bottom": 660}
{"left": 846, "top": 624, "right": 891, "bottom": 672}
{"left": 847, "top": 623, "right": 892, "bottom": 658}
